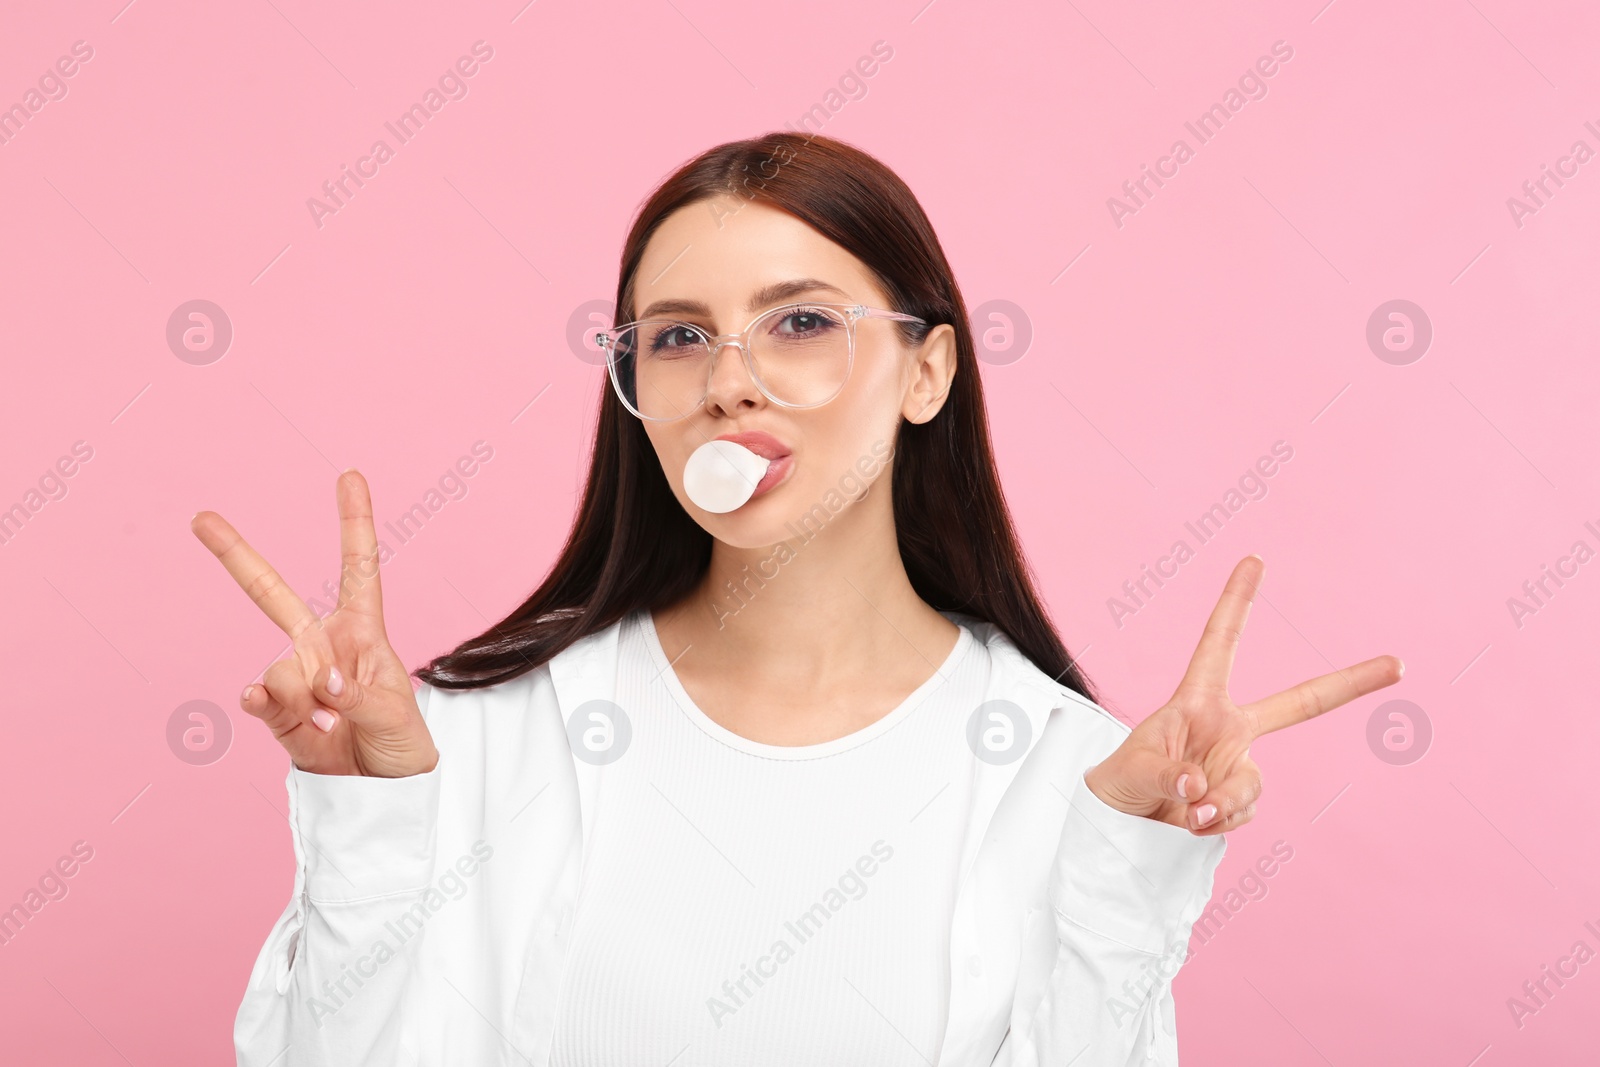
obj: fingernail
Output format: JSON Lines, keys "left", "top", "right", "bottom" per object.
{"left": 1196, "top": 803, "right": 1217, "bottom": 826}
{"left": 1397, "top": 659, "right": 1406, "bottom": 677}
{"left": 1176, "top": 774, "right": 1190, "bottom": 799}
{"left": 327, "top": 665, "right": 344, "bottom": 696}
{"left": 240, "top": 685, "right": 254, "bottom": 704}
{"left": 311, "top": 708, "right": 337, "bottom": 732}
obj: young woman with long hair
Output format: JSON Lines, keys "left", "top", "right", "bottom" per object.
{"left": 197, "top": 131, "right": 1401, "bottom": 1066}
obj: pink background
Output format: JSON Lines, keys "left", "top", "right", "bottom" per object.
{"left": 2, "top": 0, "right": 1597, "bottom": 1062}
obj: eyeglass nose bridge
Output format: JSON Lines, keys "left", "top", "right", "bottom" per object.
{"left": 699, "top": 333, "right": 763, "bottom": 404}
{"left": 704, "top": 334, "right": 748, "bottom": 355}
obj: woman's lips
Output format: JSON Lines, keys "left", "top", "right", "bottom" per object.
{"left": 750, "top": 453, "right": 792, "bottom": 499}
{"left": 713, "top": 430, "right": 790, "bottom": 460}
{"left": 711, "top": 430, "right": 792, "bottom": 503}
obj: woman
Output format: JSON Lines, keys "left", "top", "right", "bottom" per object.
{"left": 198, "top": 132, "right": 1402, "bottom": 1066}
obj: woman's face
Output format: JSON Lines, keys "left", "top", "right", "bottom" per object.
{"left": 628, "top": 194, "right": 954, "bottom": 548}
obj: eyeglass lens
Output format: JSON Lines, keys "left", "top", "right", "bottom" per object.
{"left": 609, "top": 305, "right": 852, "bottom": 421}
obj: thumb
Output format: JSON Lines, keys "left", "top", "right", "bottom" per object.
{"left": 1126, "top": 746, "right": 1209, "bottom": 805}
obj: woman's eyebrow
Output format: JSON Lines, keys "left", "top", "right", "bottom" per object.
{"left": 637, "top": 278, "right": 851, "bottom": 321}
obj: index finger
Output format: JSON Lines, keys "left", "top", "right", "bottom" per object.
{"left": 1242, "top": 654, "right": 1405, "bottom": 737}
{"left": 191, "top": 510, "right": 320, "bottom": 641}
{"left": 1175, "top": 555, "right": 1264, "bottom": 696}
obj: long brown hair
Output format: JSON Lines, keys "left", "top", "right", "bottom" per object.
{"left": 414, "top": 131, "right": 1098, "bottom": 704}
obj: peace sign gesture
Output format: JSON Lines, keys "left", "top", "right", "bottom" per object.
{"left": 1083, "top": 555, "right": 1404, "bottom": 834}
{"left": 190, "top": 470, "right": 438, "bottom": 778}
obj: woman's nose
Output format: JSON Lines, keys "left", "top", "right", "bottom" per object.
{"left": 703, "top": 340, "right": 764, "bottom": 415}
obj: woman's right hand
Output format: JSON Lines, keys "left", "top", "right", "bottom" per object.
{"left": 191, "top": 469, "right": 439, "bottom": 778}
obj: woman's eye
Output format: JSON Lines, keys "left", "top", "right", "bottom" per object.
{"left": 776, "top": 310, "right": 838, "bottom": 336}
{"left": 651, "top": 326, "right": 704, "bottom": 352}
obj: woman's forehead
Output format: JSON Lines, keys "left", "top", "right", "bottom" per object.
{"left": 633, "top": 199, "right": 881, "bottom": 318}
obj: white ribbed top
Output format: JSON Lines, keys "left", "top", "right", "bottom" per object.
{"left": 548, "top": 606, "right": 987, "bottom": 1066}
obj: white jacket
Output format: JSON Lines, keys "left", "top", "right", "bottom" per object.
{"left": 234, "top": 610, "right": 1226, "bottom": 1066}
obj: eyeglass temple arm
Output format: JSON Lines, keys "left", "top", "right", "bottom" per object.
{"left": 854, "top": 305, "right": 928, "bottom": 325}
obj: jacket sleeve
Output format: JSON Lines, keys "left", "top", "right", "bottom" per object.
{"left": 998, "top": 768, "right": 1226, "bottom": 1066}
{"left": 233, "top": 686, "right": 444, "bottom": 1067}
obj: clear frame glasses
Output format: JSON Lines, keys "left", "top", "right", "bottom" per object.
{"left": 595, "top": 301, "right": 928, "bottom": 423}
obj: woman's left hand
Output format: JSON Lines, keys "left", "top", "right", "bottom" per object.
{"left": 1083, "top": 554, "right": 1404, "bottom": 836}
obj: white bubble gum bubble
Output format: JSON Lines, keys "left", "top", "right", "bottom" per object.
{"left": 683, "top": 440, "right": 770, "bottom": 513}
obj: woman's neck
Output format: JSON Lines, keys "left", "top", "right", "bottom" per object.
{"left": 653, "top": 486, "right": 961, "bottom": 741}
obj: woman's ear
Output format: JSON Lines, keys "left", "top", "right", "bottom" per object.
{"left": 902, "top": 323, "right": 958, "bottom": 424}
